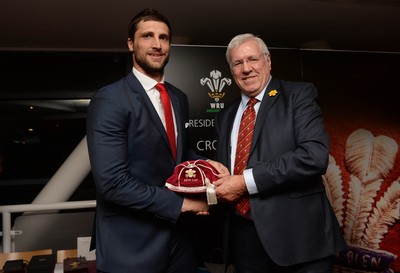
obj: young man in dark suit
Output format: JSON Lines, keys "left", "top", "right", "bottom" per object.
{"left": 86, "top": 9, "right": 224, "bottom": 273}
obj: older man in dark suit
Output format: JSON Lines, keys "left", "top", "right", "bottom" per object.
{"left": 213, "top": 33, "right": 346, "bottom": 273}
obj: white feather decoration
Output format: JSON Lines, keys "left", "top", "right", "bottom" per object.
{"left": 369, "top": 135, "right": 398, "bottom": 180}
{"left": 363, "top": 180, "right": 400, "bottom": 249}
{"left": 344, "top": 175, "right": 362, "bottom": 242}
{"left": 343, "top": 128, "right": 398, "bottom": 246}
{"left": 322, "top": 154, "right": 345, "bottom": 226}
{"left": 344, "top": 175, "right": 382, "bottom": 245}
{"left": 345, "top": 128, "right": 398, "bottom": 182}
{"left": 345, "top": 129, "right": 374, "bottom": 181}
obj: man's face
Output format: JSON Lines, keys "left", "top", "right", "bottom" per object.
{"left": 127, "top": 20, "right": 170, "bottom": 80}
{"left": 229, "top": 40, "right": 271, "bottom": 97}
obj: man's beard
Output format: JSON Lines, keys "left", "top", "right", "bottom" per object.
{"left": 134, "top": 54, "right": 169, "bottom": 76}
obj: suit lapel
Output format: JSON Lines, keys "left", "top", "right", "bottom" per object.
{"left": 166, "top": 83, "right": 183, "bottom": 162}
{"left": 126, "top": 73, "right": 172, "bottom": 156}
{"left": 251, "top": 78, "right": 281, "bottom": 154}
{"left": 226, "top": 100, "right": 240, "bottom": 137}
{"left": 222, "top": 99, "right": 241, "bottom": 167}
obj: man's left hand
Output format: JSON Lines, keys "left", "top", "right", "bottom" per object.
{"left": 213, "top": 175, "right": 247, "bottom": 202}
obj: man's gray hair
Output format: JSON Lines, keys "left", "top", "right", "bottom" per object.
{"left": 226, "top": 33, "right": 269, "bottom": 67}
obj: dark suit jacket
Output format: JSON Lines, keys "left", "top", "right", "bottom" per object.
{"left": 215, "top": 77, "right": 346, "bottom": 266}
{"left": 86, "top": 72, "right": 198, "bottom": 272}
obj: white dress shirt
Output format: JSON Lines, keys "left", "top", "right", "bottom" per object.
{"left": 132, "top": 67, "right": 178, "bottom": 142}
{"left": 230, "top": 77, "right": 271, "bottom": 194}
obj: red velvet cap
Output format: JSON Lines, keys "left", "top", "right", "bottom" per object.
{"left": 166, "top": 160, "right": 219, "bottom": 193}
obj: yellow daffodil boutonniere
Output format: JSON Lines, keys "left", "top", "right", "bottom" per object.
{"left": 268, "top": 90, "right": 278, "bottom": 97}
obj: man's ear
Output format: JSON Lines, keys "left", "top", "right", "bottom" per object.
{"left": 127, "top": 38, "right": 134, "bottom": 53}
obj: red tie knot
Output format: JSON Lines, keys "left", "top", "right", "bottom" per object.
{"left": 248, "top": 98, "right": 258, "bottom": 107}
{"left": 155, "top": 82, "right": 167, "bottom": 93}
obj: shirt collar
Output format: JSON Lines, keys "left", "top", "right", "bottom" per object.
{"left": 132, "top": 67, "right": 165, "bottom": 92}
{"left": 240, "top": 76, "right": 272, "bottom": 107}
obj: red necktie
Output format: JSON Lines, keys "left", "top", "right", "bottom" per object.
{"left": 234, "top": 98, "right": 258, "bottom": 216}
{"left": 155, "top": 83, "right": 177, "bottom": 161}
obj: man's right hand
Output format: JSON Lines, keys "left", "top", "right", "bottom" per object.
{"left": 181, "top": 196, "right": 210, "bottom": 215}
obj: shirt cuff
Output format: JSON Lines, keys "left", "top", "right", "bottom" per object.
{"left": 243, "top": 168, "right": 258, "bottom": 194}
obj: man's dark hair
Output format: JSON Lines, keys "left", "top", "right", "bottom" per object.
{"left": 128, "top": 8, "right": 172, "bottom": 41}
